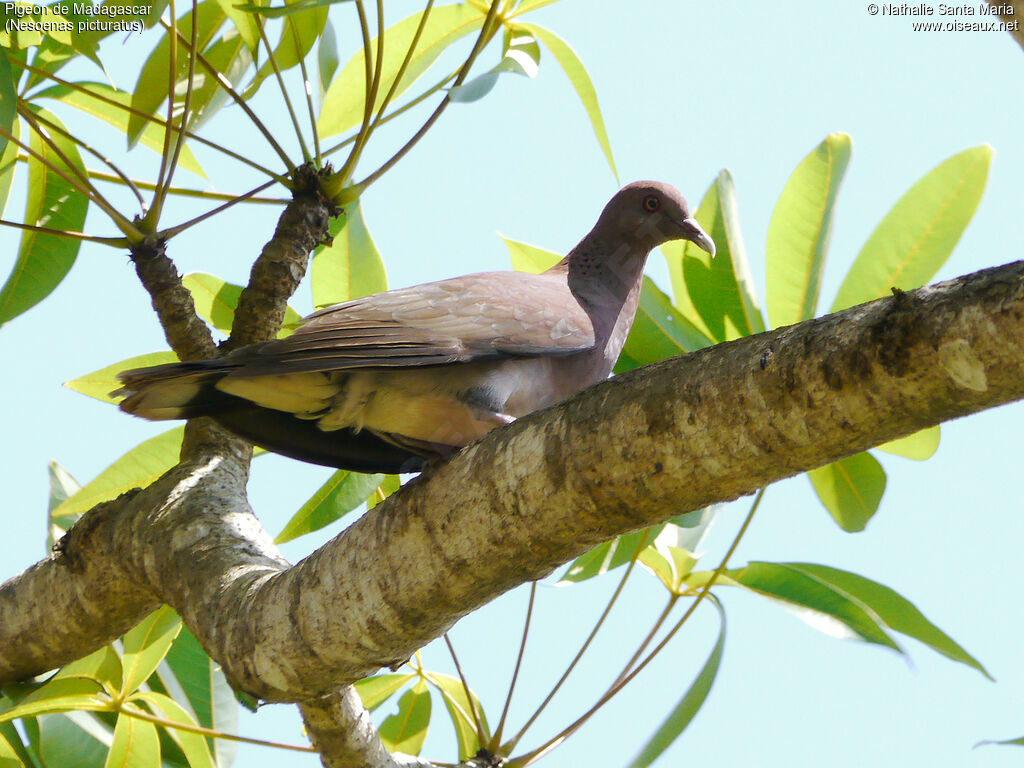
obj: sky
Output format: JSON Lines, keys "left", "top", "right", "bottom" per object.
{"left": 2, "top": 1, "right": 1024, "bottom": 767}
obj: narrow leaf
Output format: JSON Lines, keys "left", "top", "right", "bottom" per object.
{"left": 808, "top": 452, "right": 886, "bottom": 533}
{"left": 831, "top": 145, "right": 992, "bottom": 312}
{"left": 663, "top": 169, "right": 764, "bottom": 343}
{"left": 312, "top": 201, "right": 387, "bottom": 308}
{"left": 317, "top": 18, "right": 339, "bottom": 100}
{"left": 183, "top": 32, "right": 254, "bottom": 132}
{"left": 317, "top": 4, "right": 485, "bottom": 138}
{"left": 766, "top": 133, "right": 851, "bottom": 328}
{"left": 875, "top": 425, "right": 940, "bottom": 461}
{"left": 127, "top": 1, "right": 226, "bottom": 146}
{"left": 160, "top": 626, "right": 237, "bottom": 768}
{"left": 519, "top": 23, "right": 617, "bottom": 181}
{"left": 365, "top": 474, "right": 401, "bottom": 510}
{"left": 0, "top": 722, "right": 29, "bottom": 767}
{"left": 0, "top": 679, "right": 109, "bottom": 723}
{"left": 0, "top": 108, "right": 88, "bottom": 326}
{"left": 500, "top": 234, "right": 560, "bottom": 273}
{"left": 0, "top": 48, "right": 15, "bottom": 160}
{"left": 0, "top": 117, "right": 18, "bottom": 218}
{"left": 275, "top": 470, "right": 384, "bottom": 543}
{"left": 783, "top": 563, "right": 991, "bottom": 679}
{"left": 121, "top": 607, "right": 182, "bottom": 695}
{"left": 728, "top": 561, "right": 902, "bottom": 651}
{"left": 615, "top": 277, "right": 715, "bottom": 373}
{"left": 378, "top": 680, "right": 431, "bottom": 756}
{"left": 448, "top": 26, "right": 539, "bottom": 103}
{"left": 34, "top": 83, "right": 205, "bottom": 177}
{"left": 55, "top": 646, "right": 122, "bottom": 696}
{"left": 130, "top": 693, "right": 214, "bottom": 768}
{"left": 560, "top": 528, "right": 659, "bottom": 584}
{"left": 49, "top": 427, "right": 185, "bottom": 520}
{"left": 976, "top": 736, "right": 1024, "bottom": 748}
{"left": 65, "top": 352, "right": 179, "bottom": 404}
{"left": 628, "top": 597, "right": 726, "bottom": 767}
{"left": 235, "top": 0, "right": 350, "bottom": 17}
{"left": 244, "top": 0, "right": 328, "bottom": 99}
{"left": 354, "top": 674, "right": 415, "bottom": 712}
{"left": 424, "top": 672, "right": 489, "bottom": 761}
{"left": 104, "top": 713, "right": 159, "bottom": 768}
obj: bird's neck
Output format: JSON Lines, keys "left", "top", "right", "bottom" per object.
{"left": 559, "top": 237, "right": 650, "bottom": 347}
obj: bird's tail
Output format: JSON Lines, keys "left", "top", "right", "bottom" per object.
{"left": 115, "top": 361, "right": 236, "bottom": 420}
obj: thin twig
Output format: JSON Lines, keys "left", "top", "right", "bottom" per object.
{"left": 292, "top": 20, "right": 321, "bottom": 165}
{"left": 444, "top": 633, "right": 485, "bottom": 744}
{"left": 504, "top": 528, "right": 655, "bottom": 753}
{"left": 0, "top": 218, "right": 129, "bottom": 246}
{"left": 87, "top": 169, "right": 286, "bottom": 204}
{"left": 492, "top": 581, "right": 537, "bottom": 750}
{"left": 160, "top": 15, "right": 296, "bottom": 173}
{"left": 511, "top": 491, "right": 764, "bottom": 767}
{"left": 353, "top": 0, "right": 502, "bottom": 193}
{"left": 158, "top": 178, "right": 283, "bottom": 239}
{"left": 119, "top": 704, "right": 317, "bottom": 752}
{"left": 258, "top": 15, "right": 311, "bottom": 162}
{"left": 370, "top": 0, "right": 435, "bottom": 127}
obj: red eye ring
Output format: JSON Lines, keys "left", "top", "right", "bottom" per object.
{"left": 643, "top": 195, "right": 660, "bottom": 212}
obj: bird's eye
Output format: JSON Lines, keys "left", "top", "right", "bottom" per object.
{"left": 643, "top": 195, "right": 660, "bottom": 212}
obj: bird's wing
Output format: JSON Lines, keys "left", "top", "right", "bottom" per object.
{"left": 222, "top": 269, "right": 596, "bottom": 375}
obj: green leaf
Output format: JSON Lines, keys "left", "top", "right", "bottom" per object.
{"left": 235, "top": 0, "right": 350, "bottom": 17}
{"left": 365, "top": 474, "right": 401, "bottom": 510}
{"left": 0, "top": 679, "right": 109, "bottom": 723}
{"left": 105, "top": 712, "right": 159, "bottom": 768}
{"left": 354, "top": 674, "right": 415, "bottom": 712}
{"left": 182, "top": 272, "right": 301, "bottom": 337}
{"left": 49, "top": 427, "right": 185, "bottom": 520}
{"left": 560, "top": 527, "right": 659, "bottom": 584}
{"left": 378, "top": 680, "right": 431, "bottom": 756}
{"left": 766, "top": 132, "right": 851, "bottom": 328}
{"left": 33, "top": 83, "right": 205, "bottom": 178}
{"left": 34, "top": 710, "right": 112, "bottom": 768}
{"left": 55, "top": 646, "right": 123, "bottom": 696}
{"left": 976, "top": 736, "right": 1024, "bottom": 748}
{"left": 130, "top": 693, "right": 214, "bottom": 768}
{"left": 48, "top": 459, "right": 82, "bottom": 527}
{"left": 212, "top": 0, "right": 258, "bottom": 51}
{"left": 317, "top": 18, "right": 339, "bottom": 101}
{"left": 500, "top": 234, "right": 561, "bottom": 273}
{"left": 0, "top": 49, "right": 15, "bottom": 161}
{"left": 121, "top": 607, "right": 183, "bottom": 695}
{"left": 831, "top": 145, "right": 992, "bottom": 312}
{"left": 127, "top": 1, "right": 227, "bottom": 146}
{"left": 615, "top": 277, "right": 715, "bottom": 373}
{"left": 423, "top": 672, "right": 488, "bottom": 761}
{"left": 782, "top": 563, "right": 990, "bottom": 679}
{"left": 160, "top": 626, "right": 237, "bottom": 768}
{"left": 663, "top": 169, "right": 764, "bottom": 343}
{"left": 243, "top": 0, "right": 328, "bottom": 99}
{"left": 317, "top": 3, "right": 485, "bottom": 138}
{"left": 0, "top": 117, "right": 18, "bottom": 219}
{"left": 875, "top": 425, "right": 940, "bottom": 461}
{"left": 0, "top": 108, "right": 88, "bottom": 327}
{"left": 519, "top": 23, "right": 616, "bottom": 181}
{"left": 808, "top": 452, "right": 886, "bottom": 532}
{"left": 276, "top": 470, "right": 384, "bottom": 543}
{"left": 637, "top": 511, "right": 717, "bottom": 593}
{"left": 628, "top": 596, "right": 725, "bottom": 768}
{"left": 448, "top": 26, "right": 539, "bottom": 103}
{"left": 0, "top": 721, "right": 29, "bottom": 767}
{"left": 727, "top": 561, "right": 903, "bottom": 651}
{"left": 65, "top": 352, "right": 180, "bottom": 404}
{"left": 183, "top": 31, "right": 254, "bottom": 132}
{"left": 510, "top": 0, "right": 563, "bottom": 14}
{"left": 312, "top": 201, "right": 387, "bottom": 308}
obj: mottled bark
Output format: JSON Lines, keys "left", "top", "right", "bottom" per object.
{"left": 1, "top": 259, "right": 1022, "bottom": 708}
{"left": 224, "top": 165, "right": 336, "bottom": 350}
{"left": 130, "top": 237, "right": 217, "bottom": 361}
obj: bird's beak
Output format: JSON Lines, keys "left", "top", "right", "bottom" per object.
{"left": 678, "top": 217, "right": 716, "bottom": 258}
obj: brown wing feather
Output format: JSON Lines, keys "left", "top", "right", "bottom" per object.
{"left": 221, "top": 269, "right": 595, "bottom": 376}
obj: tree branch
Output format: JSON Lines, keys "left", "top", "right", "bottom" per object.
{"left": 2, "top": 260, "right": 1023, "bottom": 706}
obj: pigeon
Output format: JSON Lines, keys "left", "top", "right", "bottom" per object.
{"left": 117, "top": 181, "right": 715, "bottom": 473}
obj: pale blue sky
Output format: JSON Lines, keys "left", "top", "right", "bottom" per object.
{"left": 2, "top": 2, "right": 1024, "bottom": 766}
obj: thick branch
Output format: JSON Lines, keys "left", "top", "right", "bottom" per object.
{"left": 2, "top": 260, "right": 1023, "bottom": 703}
{"left": 224, "top": 165, "right": 335, "bottom": 350}
{"left": 131, "top": 238, "right": 217, "bottom": 361}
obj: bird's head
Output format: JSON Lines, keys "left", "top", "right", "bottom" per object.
{"left": 597, "top": 180, "right": 716, "bottom": 256}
